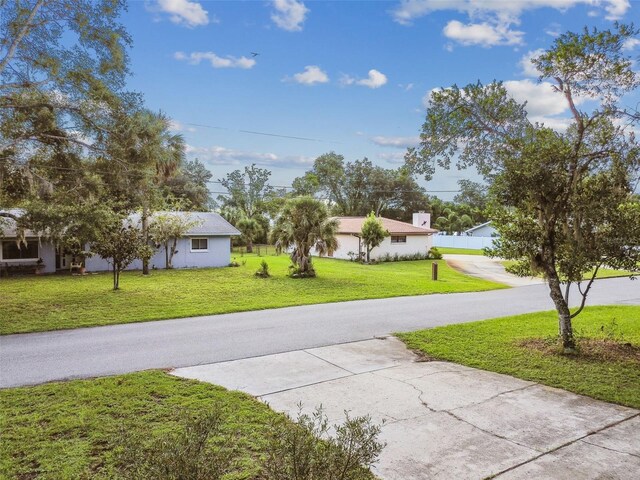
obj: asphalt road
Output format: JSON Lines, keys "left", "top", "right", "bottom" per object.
{"left": 1, "top": 277, "right": 639, "bottom": 388}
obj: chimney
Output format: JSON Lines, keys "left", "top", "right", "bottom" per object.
{"left": 412, "top": 211, "right": 431, "bottom": 229}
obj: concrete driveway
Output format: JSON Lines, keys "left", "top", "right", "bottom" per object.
{"left": 444, "top": 254, "right": 545, "bottom": 287}
{"left": 173, "top": 337, "right": 640, "bottom": 480}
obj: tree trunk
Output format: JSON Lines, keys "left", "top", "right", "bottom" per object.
{"left": 142, "top": 205, "right": 150, "bottom": 275}
{"left": 112, "top": 264, "right": 119, "bottom": 290}
{"left": 168, "top": 238, "right": 177, "bottom": 269}
{"left": 246, "top": 238, "right": 253, "bottom": 253}
{"left": 165, "top": 241, "right": 170, "bottom": 269}
{"left": 366, "top": 246, "right": 371, "bottom": 263}
{"left": 0, "top": 0, "right": 45, "bottom": 76}
{"left": 546, "top": 269, "right": 576, "bottom": 352}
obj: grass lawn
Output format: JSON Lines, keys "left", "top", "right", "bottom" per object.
{"left": 0, "top": 371, "right": 280, "bottom": 479}
{"left": 436, "top": 247, "right": 485, "bottom": 255}
{"left": 397, "top": 305, "right": 640, "bottom": 408}
{"left": 500, "top": 260, "right": 637, "bottom": 279}
{"left": 0, "top": 255, "right": 505, "bottom": 335}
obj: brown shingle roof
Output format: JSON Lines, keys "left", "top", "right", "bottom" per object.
{"left": 334, "top": 216, "right": 437, "bottom": 235}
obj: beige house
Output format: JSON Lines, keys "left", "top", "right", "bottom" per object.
{"left": 320, "top": 212, "right": 437, "bottom": 261}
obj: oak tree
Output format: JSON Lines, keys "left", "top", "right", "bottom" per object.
{"left": 407, "top": 25, "right": 640, "bottom": 351}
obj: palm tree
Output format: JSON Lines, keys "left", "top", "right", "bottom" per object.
{"left": 435, "top": 209, "right": 474, "bottom": 234}
{"left": 236, "top": 216, "right": 262, "bottom": 253}
{"left": 123, "top": 110, "right": 185, "bottom": 274}
{"left": 271, "top": 197, "right": 338, "bottom": 277}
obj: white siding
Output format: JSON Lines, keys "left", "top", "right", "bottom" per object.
{"left": 433, "top": 234, "right": 496, "bottom": 250}
{"left": 467, "top": 224, "right": 497, "bottom": 237}
{"left": 369, "top": 234, "right": 433, "bottom": 259}
{"left": 314, "top": 233, "right": 433, "bottom": 261}
{"left": 85, "top": 236, "right": 232, "bottom": 272}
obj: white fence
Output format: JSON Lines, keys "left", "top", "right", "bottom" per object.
{"left": 433, "top": 234, "right": 497, "bottom": 250}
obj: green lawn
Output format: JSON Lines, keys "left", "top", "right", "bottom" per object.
{"left": 501, "top": 260, "right": 637, "bottom": 279}
{"left": 436, "top": 247, "right": 485, "bottom": 255}
{"left": 0, "top": 255, "right": 505, "bottom": 335}
{"left": 397, "top": 305, "right": 640, "bottom": 408}
{"left": 0, "top": 371, "right": 281, "bottom": 479}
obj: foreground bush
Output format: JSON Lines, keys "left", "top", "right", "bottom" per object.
{"left": 116, "top": 408, "right": 234, "bottom": 479}
{"left": 262, "top": 406, "right": 384, "bottom": 480}
{"left": 115, "top": 405, "right": 383, "bottom": 480}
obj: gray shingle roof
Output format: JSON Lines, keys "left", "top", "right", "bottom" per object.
{"left": 1, "top": 210, "right": 240, "bottom": 238}
{"left": 172, "top": 211, "right": 240, "bottom": 236}
{"left": 124, "top": 211, "right": 240, "bottom": 236}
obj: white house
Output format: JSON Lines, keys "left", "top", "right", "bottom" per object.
{"left": 321, "top": 212, "right": 437, "bottom": 261}
{"left": 464, "top": 221, "right": 496, "bottom": 237}
{"left": 0, "top": 211, "right": 239, "bottom": 274}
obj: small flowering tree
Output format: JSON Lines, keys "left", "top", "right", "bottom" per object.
{"left": 92, "top": 223, "right": 151, "bottom": 290}
{"left": 360, "top": 212, "right": 388, "bottom": 263}
{"left": 149, "top": 213, "right": 201, "bottom": 269}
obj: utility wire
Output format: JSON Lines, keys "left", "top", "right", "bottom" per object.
{"left": 185, "top": 122, "right": 341, "bottom": 144}
{"left": 18, "top": 165, "right": 464, "bottom": 195}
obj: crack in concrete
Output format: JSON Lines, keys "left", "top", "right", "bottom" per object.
{"left": 580, "top": 438, "right": 640, "bottom": 459}
{"left": 490, "top": 412, "right": 640, "bottom": 479}
{"left": 447, "top": 383, "right": 536, "bottom": 413}
{"left": 371, "top": 367, "right": 467, "bottom": 383}
{"left": 380, "top": 373, "right": 539, "bottom": 453}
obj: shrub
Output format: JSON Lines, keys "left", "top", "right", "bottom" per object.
{"left": 261, "top": 405, "right": 384, "bottom": 480}
{"left": 115, "top": 408, "right": 234, "bottom": 480}
{"left": 289, "top": 263, "right": 316, "bottom": 278}
{"left": 115, "top": 405, "right": 384, "bottom": 480}
{"left": 255, "top": 259, "right": 271, "bottom": 278}
{"left": 369, "top": 251, "right": 433, "bottom": 263}
{"left": 428, "top": 247, "right": 443, "bottom": 260}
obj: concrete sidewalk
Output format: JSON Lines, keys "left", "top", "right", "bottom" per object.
{"left": 173, "top": 337, "right": 640, "bottom": 480}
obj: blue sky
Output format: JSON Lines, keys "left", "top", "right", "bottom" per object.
{"left": 121, "top": 1, "right": 639, "bottom": 199}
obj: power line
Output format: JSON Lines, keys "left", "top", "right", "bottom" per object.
{"left": 185, "top": 122, "right": 341, "bottom": 144}
{"left": 15, "top": 165, "right": 464, "bottom": 195}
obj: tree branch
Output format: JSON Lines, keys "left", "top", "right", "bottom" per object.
{"left": 0, "top": 211, "right": 20, "bottom": 221}
{"left": 0, "top": 0, "right": 47, "bottom": 76}
{"left": 570, "top": 263, "right": 601, "bottom": 318}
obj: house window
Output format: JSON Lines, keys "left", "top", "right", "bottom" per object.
{"left": 191, "top": 238, "right": 208, "bottom": 252}
{"left": 1, "top": 240, "right": 39, "bottom": 260}
{"left": 390, "top": 235, "right": 407, "bottom": 244}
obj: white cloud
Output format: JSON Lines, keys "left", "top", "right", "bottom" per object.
{"left": 622, "top": 37, "right": 640, "bottom": 51}
{"left": 443, "top": 20, "right": 524, "bottom": 47}
{"left": 602, "top": 0, "right": 630, "bottom": 20}
{"left": 391, "top": 1, "right": 630, "bottom": 24}
{"left": 287, "top": 65, "right": 329, "bottom": 85}
{"left": 519, "top": 48, "right": 545, "bottom": 77}
{"left": 186, "top": 145, "right": 313, "bottom": 167}
{"left": 169, "top": 120, "right": 197, "bottom": 132}
{"left": 503, "top": 80, "right": 570, "bottom": 117}
{"left": 423, "top": 80, "right": 587, "bottom": 131}
{"left": 378, "top": 151, "right": 406, "bottom": 164}
{"left": 544, "top": 22, "right": 562, "bottom": 37}
{"left": 391, "top": 1, "right": 631, "bottom": 47}
{"left": 371, "top": 135, "right": 419, "bottom": 148}
{"left": 503, "top": 79, "right": 590, "bottom": 129}
{"left": 342, "top": 69, "right": 388, "bottom": 88}
{"left": 271, "top": 0, "right": 309, "bottom": 31}
{"left": 154, "top": 0, "right": 209, "bottom": 27}
{"left": 174, "top": 51, "right": 256, "bottom": 69}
